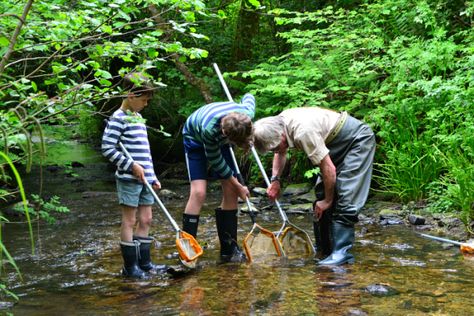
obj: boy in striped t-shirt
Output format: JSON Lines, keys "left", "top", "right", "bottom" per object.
{"left": 102, "top": 72, "right": 164, "bottom": 278}
{"left": 182, "top": 93, "right": 255, "bottom": 263}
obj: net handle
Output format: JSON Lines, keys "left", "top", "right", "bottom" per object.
{"left": 212, "top": 63, "right": 288, "bottom": 223}
{"left": 229, "top": 146, "right": 257, "bottom": 224}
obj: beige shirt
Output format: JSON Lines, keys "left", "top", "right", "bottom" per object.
{"left": 279, "top": 107, "right": 341, "bottom": 165}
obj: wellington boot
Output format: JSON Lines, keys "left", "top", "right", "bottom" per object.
{"left": 133, "top": 236, "right": 167, "bottom": 274}
{"left": 182, "top": 213, "right": 200, "bottom": 238}
{"left": 318, "top": 222, "right": 355, "bottom": 266}
{"left": 120, "top": 241, "right": 146, "bottom": 278}
{"left": 220, "top": 242, "right": 247, "bottom": 263}
{"left": 313, "top": 206, "right": 332, "bottom": 258}
{"left": 215, "top": 208, "right": 246, "bottom": 263}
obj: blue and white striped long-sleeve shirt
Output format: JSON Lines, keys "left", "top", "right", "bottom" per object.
{"left": 102, "top": 109, "right": 158, "bottom": 184}
{"left": 183, "top": 93, "right": 256, "bottom": 179}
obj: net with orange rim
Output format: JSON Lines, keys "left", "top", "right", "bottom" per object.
{"left": 176, "top": 231, "right": 203, "bottom": 263}
{"left": 460, "top": 243, "right": 474, "bottom": 256}
{"left": 243, "top": 224, "right": 283, "bottom": 263}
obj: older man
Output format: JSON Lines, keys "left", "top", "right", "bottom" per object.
{"left": 253, "top": 107, "right": 375, "bottom": 265}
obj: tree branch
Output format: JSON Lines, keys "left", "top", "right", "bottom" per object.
{"left": 148, "top": 4, "right": 213, "bottom": 103}
{"left": 0, "top": 0, "right": 34, "bottom": 76}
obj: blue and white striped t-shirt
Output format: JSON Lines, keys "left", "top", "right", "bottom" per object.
{"left": 102, "top": 109, "right": 158, "bottom": 184}
{"left": 183, "top": 93, "right": 255, "bottom": 179}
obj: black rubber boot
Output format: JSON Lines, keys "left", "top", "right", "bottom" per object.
{"left": 318, "top": 221, "right": 355, "bottom": 266}
{"left": 215, "top": 208, "right": 246, "bottom": 263}
{"left": 312, "top": 202, "right": 333, "bottom": 258}
{"left": 182, "top": 213, "right": 200, "bottom": 238}
{"left": 133, "top": 236, "right": 167, "bottom": 274}
{"left": 120, "top": 241, "right": 146, "bottom": 278}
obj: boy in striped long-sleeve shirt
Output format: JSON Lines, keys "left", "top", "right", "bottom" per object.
{"left": 182, "top": 93, "right": 255, "bottom": 263}
{"left": 102, "top": 72, "right": 164, "bottom": 278}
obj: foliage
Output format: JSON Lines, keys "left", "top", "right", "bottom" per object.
{"left": 240, "top": 0, "right": 474, "bottom": 220}
{"left": 1, "top": 0, "right": 473, "bottom": 222}
{"left": 13, "top": 194, "right": 70, "bottom": 224}
{"left": 0, "top": 0, "right": 212, "bottom": 169}
{"left": 0, "top": 151, "right": 33, "bottom": 301}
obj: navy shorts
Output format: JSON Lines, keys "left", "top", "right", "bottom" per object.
{"left": 184, "top": 138, "right": 236, "bottom": 181}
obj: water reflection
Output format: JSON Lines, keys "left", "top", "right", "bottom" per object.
{"left": 3, "top": 160, "right": 474, "bottom": 315}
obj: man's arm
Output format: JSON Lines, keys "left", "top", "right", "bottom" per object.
{"left": 314, "top": 154, "right": 336, "bottom": 219}
{"left": 267, "top": 149, "right": 287, "bottom": 200}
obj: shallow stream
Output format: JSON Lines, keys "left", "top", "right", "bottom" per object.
{"left": 3, "top": 142, "right": 474, "bottom": 315}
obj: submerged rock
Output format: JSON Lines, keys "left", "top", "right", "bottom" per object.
{"left": 0, "top": 301, "right": 15, "bottom": 310}
{"left": 365, "top": 283, "right": 399, "bottom": 297}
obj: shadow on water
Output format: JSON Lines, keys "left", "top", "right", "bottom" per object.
{"left": 3, "top": 143, "right": 474, "bottom": 315}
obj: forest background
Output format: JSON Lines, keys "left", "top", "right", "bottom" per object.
{"left": 1, "top": 0, "right": 473, "bottom": 297}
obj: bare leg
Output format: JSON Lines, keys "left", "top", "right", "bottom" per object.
{"left": 220, "top": 178, "right": 238, "bottom": 210}
{"left": 135, "top": 205, "right": 153, "bottom": 237}
{"left": 121, "top": 205, "right": 137, "bottom": 242}
{"left": 184, "top": 179, "right": 207, "bottom": 215}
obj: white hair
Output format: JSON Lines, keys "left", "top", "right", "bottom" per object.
{"left": 253, "top": 116, "right": 285, "bottom": 153}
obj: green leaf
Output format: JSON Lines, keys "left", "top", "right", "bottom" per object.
{"left": 147, "top": 48, "right": 158, "bottom": 58}
{"left": 0, "top": 36, "right": 9, "bottom": 47}
{"left": 248, "top": 0, "right": 261, "bottom": 8}
{"left": 102, "top": 25, "right": 113, "bottom": 34}
{"left": 99, "top": 79, "right": 112, "bottom": 86}
{"left": 94, "top": 69, "right": 112, "bottom": 79}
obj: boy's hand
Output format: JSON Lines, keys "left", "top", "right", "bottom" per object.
{"left": 131, "top": 163, "right": 146, "bottom": 183}
{"left": 237, "top": 184, "right": 250, "bottom": 201}
{"left": 152, "top": 181, "right": 161, "bottom": 190}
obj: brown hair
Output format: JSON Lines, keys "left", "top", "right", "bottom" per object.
{"left": 221, "top": 112, "right": 253, "bottom": 149}
{"left": 123, "top": 72, "right": 154, "bottom": 97}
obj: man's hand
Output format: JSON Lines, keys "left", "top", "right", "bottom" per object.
{"left": 314, "top": 199, "right": 332, "bottom": 220}
{"left": 131, "top": 163, "right": 146, "bottom": 183}
{"left": 267, "top": 180, "right": 281, "bottom": 201}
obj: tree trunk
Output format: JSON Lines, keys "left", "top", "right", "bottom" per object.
{"left": 232, "top": 0, "right": 260, "bottom": 63}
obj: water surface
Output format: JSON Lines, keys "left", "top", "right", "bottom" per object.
{"left": 3, "top": 151, "right": 474, "bottom": 315}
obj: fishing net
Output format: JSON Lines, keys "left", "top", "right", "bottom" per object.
{"left": 177, "top": 231, "right": 203, "bottom": 269}
{"left": 243, "top": 224, "right": 283, "bottom": 263}
{"left": 279, "top": 227, "right": 314, "bottom": 258}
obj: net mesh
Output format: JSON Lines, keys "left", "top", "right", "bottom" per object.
{"left": 244, "top": 225, "right": 282, "bottom": 263}
{"left": 279, "top": 227, "right": 313, "bottom": 258}
{"left": 179, "top": 237, "right": 198, "bottom": 259}
{"left": 176, "top": 231, "right": 202, "bottom": 268}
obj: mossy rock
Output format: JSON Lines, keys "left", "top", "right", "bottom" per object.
{"left": 283, "top": 183, "right": 313, "bottom": 196}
